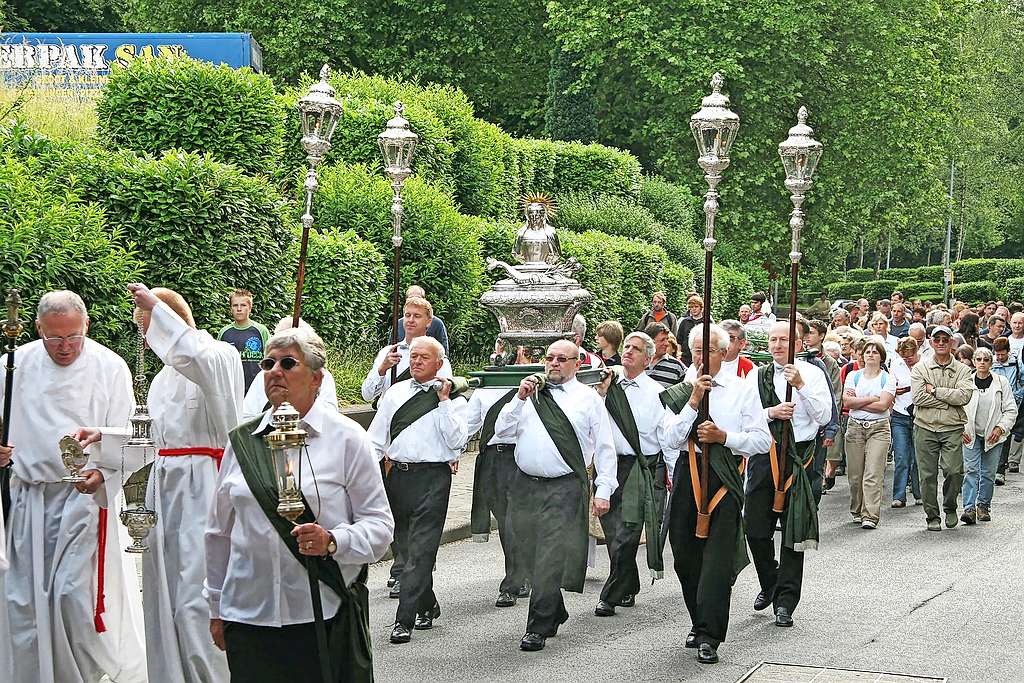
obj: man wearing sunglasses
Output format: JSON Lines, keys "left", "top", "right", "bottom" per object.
{"left": 494, "top": 339, "right": 617, "bottom": 653}
{"left": 367, "top": 337, "right": 470, "bottom": 645}
{"left": 74, "top": 283, "right": 244, "bottom": 682}
{"left": 0, "top": 290, "right": 146, "bottom": 683}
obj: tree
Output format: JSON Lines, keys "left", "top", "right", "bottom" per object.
{"left": 544, "top": 46, "right": 597, "bottom": 142}
{"left": 7, "top": 0, "right": 124, "bottom": 31}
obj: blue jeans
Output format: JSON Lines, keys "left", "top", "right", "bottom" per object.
{"left": 962, "top": 439, "right": 1001, "bottom": 510}
{"left": 891, "top": 412, "right": 921, "bottom": 501}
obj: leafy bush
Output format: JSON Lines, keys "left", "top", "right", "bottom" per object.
{"left": 952, "top": 259, "right": 1008, "bottom": 285}
{"left": 0, "top": 155, "right": 142, "bottom": 357}
{"left": 992, "top": 260, "right": 1024, "bottom": 283}
{"left": 879, "top": 267, "right": 917, "bottom": 282}
{"left": 560, "top": 230, "right": 622, "bottom": 332}
{"left": 557, "top": 192, "right": 663, "bottom": 241}
{"left": 603, "top": 235, "right": 668, "bottom": 327}
{"left": 657, "top": 227, "right": 703, "bottom": 275}
{"left": 299, "top": 229, "right": 387, "bottom": 348}
{"left": 845, "top": 268, "right": 876, "bottom": 282}
{"left": 638, "top": 176, "right": 699, "bottom": 236}
{"left": 312, "top": 162, "right": 484, "bottom": 354}
{"left": 710, "top": 264, "right": 753, "bottom": 322}
{"left": 896, "top": 281, "right": 944, "bottom": 299}
{"left": 457, "top": 118, "right": 519, "bottom": 218}
{"left": 661, "top": 262, "right": 696, "bottom": 321}
{"left": 912, "top": 292, "right": 944, "bottom": 304}
{"left": 511, "top": 138, "right": 642, "bottom": 200}
{"left": 826, "top": 281, "right": 865, "bottom": 299}
{"left": 862, "top": 279, "right": 900, "bottom": 301}
{"left": 915, "top": 265, "right": 946, "bottom": 282}
{"left": 97, "top": 56, "right": 284, "bottom": 176}
{"left": 1003, "top": 277, "right": 1024, "bottom": 304}
{"left": 953, "top": 280, "right": 1002, "bottom": 303}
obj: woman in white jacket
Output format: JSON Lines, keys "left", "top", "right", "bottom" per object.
{"left": 961, "top": 347, "right": 1018, "bottom": 524}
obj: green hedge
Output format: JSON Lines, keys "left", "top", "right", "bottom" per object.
{"left": 511, "top": 138, "right": 642, "bottom": 200}
{"left": 916, "top": 265, "right": 945, "bottom": 281}
{"left": 710, "top": 264, "right": 753, "bottom": 322}
{"left": 880, "top": 267, "right": 917, "bottom": 282}
{"left": 312, "top": 162, "right": 484, "bottom": 353}
{"left": 845, "top": 268, "right": 876, "bottom": 282}
{"left": 97, "top": 57, "right": 284, "bottom": 177}
{"left": 560, "top": 230, "right": 623, "bottom": 332}
{"left": 862, "top": 279, "right": 900, "bottom": 301}
{"left": 992, "top": 260, "right": 1024, "bottom": 283}
{"left": 1004, "top": 277, "right": 1024, "bottom": 304}
{"left": 953, "top": 280, "right": 1002, "bottom": 303}
{"left": 657, "top": 227, "right": 703, "bottom": 275}
{"left": 299, "top": 229, "right": 387, "bottom": 348}
{"left": 826, "top": 281, "right": 865, "bottom": 299}
{"left": 661, "top": 262, "right": 696, "bottom": 322}
{"left": 896, "top": 281, "right": 944, "bottom": 299}
{"left": 914, "top": 292, "right": 944, "bottom": 303}
{"left": 952, "top": 259, "right": 1008, "bottom": 285}
{"left": 603, "top": 235, "right": 668, "bottom": 327}
{"left": 557, "top": 192, "right": 662, "bottom": 241}
{"left": 638, "top": 176, "right": 699, "bottom": 236}
{"left": 0, "top": 155, "right": 142, "bottom": 357}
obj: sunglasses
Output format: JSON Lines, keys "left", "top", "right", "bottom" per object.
{"left": 544, "top": 355, "right": 574, "bottom": 364}
{"left": 259, "top": 356, "right": 302, "bottom": 372}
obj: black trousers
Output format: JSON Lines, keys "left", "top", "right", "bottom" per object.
{"left": 744, "top": 474, "right": 804, "bottom": 614}
{"left": 381, "top": 460, "right": 404, "bottom": 580}
{"left": 224, "top": 617, "right": 337, "bottom": 682}
{"left": 599, "top": 454, "right": 654, "bottom": 605}
{"left": 512, "top": 470, "right": 579, "bottom": 637}
{"left": 476, "top": 444, "right": 526, "bottom": 593}
{"left": 669, "top": 458, "right": 739, "bottom": 648}
{"left": 386, "top": 462, "right": 451, "bottom": 628}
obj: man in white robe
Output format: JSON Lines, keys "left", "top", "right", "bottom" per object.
{"left": 81, "top": 283, "right": 243, "bottom": 682}
{"left": 0, "top": 290, "right": 145, "bottom": 683}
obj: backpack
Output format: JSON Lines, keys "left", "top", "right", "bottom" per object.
{"left": 851, "top": 369, "right": 889, "bottom": 390}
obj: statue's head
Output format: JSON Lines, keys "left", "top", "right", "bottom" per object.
{"left": 526, "top": 202, "right": 546, "bottom": 227}
{"left": 520, "top": 193, "right": 557, "bottom": 229}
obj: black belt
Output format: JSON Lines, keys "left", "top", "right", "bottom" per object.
{"left": 521, "top": 471, "right": 574, "bottom": 482}
{"left": 618, "top": 452, "right": 661, "bottom": 465}
{"left": 485, "top": 443, "right": 515, "bottom": 453}
{"left": 390, "top": 460, "right": 452, "bottom": 471}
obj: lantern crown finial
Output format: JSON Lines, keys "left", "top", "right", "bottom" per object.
{"left": 797, "top": 105, "right": 808, "bottom": 125}
{"left": 711, "top": 72, "right": 724, "bottom": 93}
{"left": 318, "top": 63, "right": 330, "bottom": 83}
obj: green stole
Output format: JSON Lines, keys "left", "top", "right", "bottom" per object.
{"left": 660, "top": 382, "right": 750, "bottom": 582}
{"left": 471, "top": 389, "right": 518, "bottom": 538}
{"left": 756, "top": 365, "right": 820, "bottom": 552}
{"left": 371, "top": 366, "right": 412, "bottom": 409}
{"left": 228, "top": 416, "right": 373, "bottom": 683}
{"left": 532, "top": 387, "right": 591, "bottom": 593}
{"left": 604, "top": 379, "right": 663, "bottom": 577}
{"left": 388, "top": 379, "right": 473, "bottom": 444}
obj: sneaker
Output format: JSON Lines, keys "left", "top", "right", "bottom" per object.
{"left": 1010, "top": 464, "right": 1020, "bottom": 473}
{"left": 978, "top": 506, "right": 992, "bottom": 522}
{"left": 927, "top": 519, "right": 942, "bottom": 531}
{"left": 861, "top": 520, "right": 877, "bottom": 529}
{"left": 945, "top": 511, "right": 959, "bottom": 528}
{"left": 960, "top": 509, "right": 977, "bottom": 525}
{"left": 891, "top": 500, "right": 906, "bottom": 508}
{"left": 995, "top": 473, "right": 1006, "bottom": 486}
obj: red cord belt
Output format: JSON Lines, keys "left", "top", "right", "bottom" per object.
{"left": 158, "top": 447, "right": 225, "bottom": 469}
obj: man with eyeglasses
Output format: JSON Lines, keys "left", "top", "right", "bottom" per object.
{"left": 75, "top": 283, "right": 243, "bottom": 682}
{"left": 910, "top": 325, "right": 974, "bottom": 531}
{"left": 0, "top": 290, "right": 145, "bottom": 683}
{"left": 494, "top": 339, "right": 617, "bottom": 653}
{"left": 367, "top": 337, "right": 470, "bottom": 645}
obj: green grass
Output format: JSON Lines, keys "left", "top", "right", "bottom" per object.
{"left": 0, "top": 83, "right": 99, "bottom": 141}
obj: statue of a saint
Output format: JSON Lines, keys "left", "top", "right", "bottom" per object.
{"left": 513, "top": 194, "right": 561, "bottom": 266}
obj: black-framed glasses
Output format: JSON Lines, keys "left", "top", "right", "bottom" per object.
{"left": 259, "top": 356, "right": 302, "bottom": 372}
{"left": 40, "top": 333, "right": 85, "bottom": 347}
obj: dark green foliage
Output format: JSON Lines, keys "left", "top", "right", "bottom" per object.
{"left": 7, "top": 0, "right": 122, "bottom": 31}
{"left": 544, "top": 46, "right": 597, "bottom": 143}
{"left": 710, "top": 265, "right": 753, "bottom": 322}
{"left": 896, "top": 281, "right": 945, "bottom": 299}
{"left": 915, "top": 265, "right": 946, "bottom": 282}
{"left": 638, "top": 176, "right": 699, "bottom": 237}
{"left": 913, "top": 292, "right": 944, "bottom": 304}
{"left": 952, "top": 259, "right": 1008, "bottom": 285}
{"left": 953, "top": 280, "right": 1002, "bottom": 303}
{"left": 97, "top": 57, "right": 284, "bottom": 176}
{"left": 992, "top": 260, "right": 1024, "bottom": 283}
{"left": 457, "top": 118, "right": 520, "bottom": 218}
{"left": 312, "top": 163, "right": 484, "bottom": 354}
{"left": 1003, "top": 277, "right": 1024, "bottom": 304}
{"left": 604, "top": 236, "right": 668, "bottom": 327}
{"left": 459, "top": 219, "right": 518, "bottom": 362}
{"left": 880, "top": 267, "right": 917, "bottom": 283}
{"left": 299, "top": 229, "right": 387, "bottom": 348}
{"left": 0, "top": 155, "right": 142, "bottom": 357}
{"left": 862, "top": 280, "right": 900, "bottom": 302}
{"left": 560, "top": 230, "right": 622, "bottom": 330}
{"left": 845, "top": 268, "right": 876, "bottom": 283}
{"left": 511, "top": 138, "right": 642, "bottom": 200}
{"left": 826, "top": 282, "right": 866, "bottom": 300}
{"left": 556, "top": 192, "right": 662, "bottom": 241}
{"left": 661, "top": 262, "right": 696, "bottom": 321}
{"left": 656, "top": 228, "right": 703, "bottom": 276}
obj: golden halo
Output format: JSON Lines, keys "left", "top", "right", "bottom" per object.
{"left": 520, "top": 192, "right": 558, "bottom": 218}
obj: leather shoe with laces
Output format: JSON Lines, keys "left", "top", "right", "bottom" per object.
{"left": 685, "top": 630, "right": 698, "bottom": 649}
{"left": 697, "top": 643, "right": 719, "bottom": 664}
{"left": 516, "top": 582, "right": 532, "bottom": 598}
{"left": 390, "top": 623, "right": 412, "bottom": 644}
{"left": 414, "top": 602, "right": 441, "bottom": 630}
{"left": 775, "top": 606, "right": 794, "bottom": 627}
{"left": 386, "top": 577, "right": 397, "bottom": 588}
{"left": 520, "top": 632, "right": 546, "bottom": 651}
{"left": 753, "top": 588, "right": 774, "bottom": 611}
{"left": 619, "top": 594, "right": 635, "bottom": 608}
{"left": 495, "top": 591, "right": 517, "bottom": 608}
{"left": 594, "top": 600, "right": 616, "bottom": 617}
{"left": 389, "top": 579, "right": 401, "bottom": 599}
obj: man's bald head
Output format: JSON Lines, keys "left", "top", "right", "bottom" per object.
{"left": 544, "top": 339, "right": 580, "bottom": 384}
{"left": 150, "top": 287, "right": 195, "bottom": 328}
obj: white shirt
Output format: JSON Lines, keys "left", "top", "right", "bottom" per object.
{"left": 684, "top": 356, "right": 739, "bottom": 383}
{"left": 890, "top": 355, "right": 915, "bottom": 416}
{"left": 1009, "top": 334, "right": 1024, "bottom": 364}
{"left": 366, "top": 379, "right": 470, "bottom": 462}
{"left": 359, "top": 340, "right": 452, "bottom": 402}
{"left": 493, "top": 377, "right": 618, "bottom": 500}
{"left": 661, "top": 368, "right": 772, "bottom": 478}
{"left": 243, "top": 368, "right": 339, "bottom": 422}
{"left": 607, "top": 373, "right": 669, "bottom": 456}
{"left": 753, "top": 359, "right": 832, "bottom": 442}
{"left": 465, "top": 387, "right": 519, "bottom": 447}
{"left": 844, "top": 367, "right": 896, "bottom": 421}
{"left": 205, "top": 401, "right": 394, "bottom": 626}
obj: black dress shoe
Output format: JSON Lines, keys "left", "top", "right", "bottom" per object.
{"left": 594, "top": 600, "right": 616, "bottom": 617}
{"left": 390, "top": 623, "right": 412, "bottom": 644}
{"left": 774, "top": 606, "right": 794, "bottom": 627}
{"left": 685, "top": 631, "right": 698, "bottom": 649}
{"left": 495, "top": 591, "right": 517, "bottom": 608}
{"left": 389, "top": 579, "right": 401, "bottom": 599}
{"left": 386, "top": 577, "right": 397, "bottom": 588}
{"left": 619, "top": 594, "right": 635, "bottom": 608}
{"left": 414, "top": 602, "right": 441, "bottom": 630}
{"left": 520, "top": 632, "right": 546, "bottom": 651}
{"left": 753, "top": 589, "right": 774, "bottom": 611}
{"left": 516, "top": 582, "right": 531, "bottom": 598}
{"left": 697, "top": 643, "right": 719, "bottom": 664}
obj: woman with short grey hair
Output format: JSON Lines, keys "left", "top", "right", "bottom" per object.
{"left": 265, "top": 327, "right": 327, "bottom": 372}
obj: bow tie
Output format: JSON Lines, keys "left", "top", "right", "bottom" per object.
{"left": 774, "top": 364, "right": 786, "bottom": 374}
{"left": 546, "top": 382, "right": 566, "bottom": 392}
{"left": 619, "top": 378, "right": 639, "bottom": 389}
{"left": 411, "top": 380, "right": 436, "bottom": 392}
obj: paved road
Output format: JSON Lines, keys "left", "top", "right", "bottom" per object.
{"left": 368, "top": 469, "right": 1024, "bottom": 682}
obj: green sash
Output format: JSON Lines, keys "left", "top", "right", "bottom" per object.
{"left": 756, "top": 365, "right": 820, "bottom": 552}
{"left": 660, "top": 382, "right": 750, "bottom": 582}
{"left": 390, "top": 388, "right": 440, "bottom": 443}
{"left": 371, "top": 366, "right": 412, "bottom": 409}
{"left": 532, "top": 387, "right": 591, "bottom": 593}
{"left": 228, "top": 417, "right": 373, "bottom": 683}
{"left": 604, "top": 380, "right": 663, "bottom": 577}
{"left": 471, "top": 389, "right": 518, "bottom": 539}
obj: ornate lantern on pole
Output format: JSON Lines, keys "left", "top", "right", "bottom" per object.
{"left": 292, "top": 65, "right": 345, "bottom": 328}
{"left": 377, "top": 102, "right": 418, "bottom": 383}
{"left": 772, "top": 106, "right": 823, "bottom": 512}
{"left": 688, "top": 72, "right": 740, "bottom": 539}
{"left": 265, "top": 402, "right": 308, "bottom": 522}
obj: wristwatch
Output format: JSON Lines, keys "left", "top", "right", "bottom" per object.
{"left": 325, "top": 532, "right": 337, "bottom": 557}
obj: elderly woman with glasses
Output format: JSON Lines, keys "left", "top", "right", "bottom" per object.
{"left": 960, "top": 347, "right": 1018, "bottom": 524}
{"left": 206, "top": 327, "right": 394, "bottom": 682}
